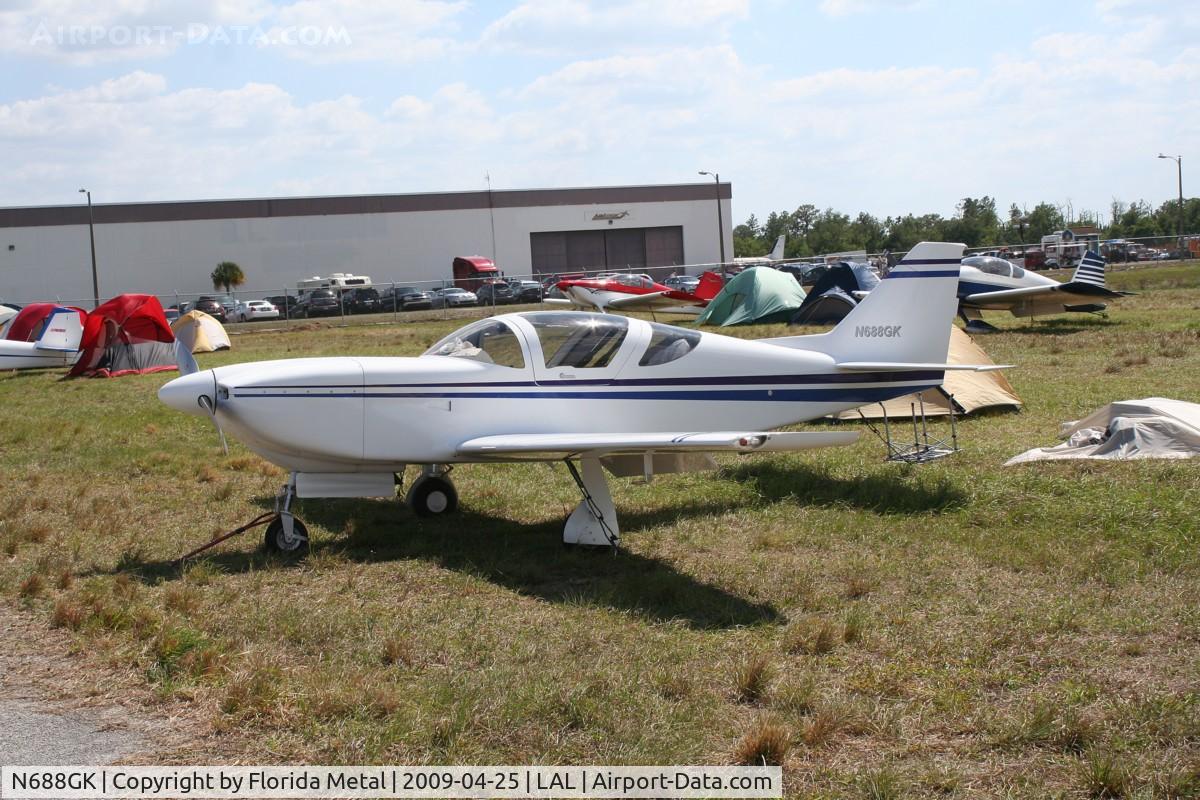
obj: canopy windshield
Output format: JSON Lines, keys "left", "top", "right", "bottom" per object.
{"left": 522, "top": 312, "right": 629, "bottom": 369}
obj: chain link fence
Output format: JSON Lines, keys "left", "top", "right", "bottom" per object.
{"left": 7, "top": 232, "right": 1197, "bottom": 318}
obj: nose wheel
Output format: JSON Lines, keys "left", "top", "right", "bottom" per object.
{"left": 406, "top": 468, "right": 458, "bottom": 517}
{"left": 264, "top": 515, "right": 309, "bottom": 554}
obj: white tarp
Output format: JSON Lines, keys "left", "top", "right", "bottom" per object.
{"left": 1006, "top": 398, "right": 1200, "bottom": 464}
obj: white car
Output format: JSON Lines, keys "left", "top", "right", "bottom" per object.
{"left": 234, "top": 300, "right": 280, "bottom": 322}
{"left": 431, "top": 287, "right": 478, "bottom": 308}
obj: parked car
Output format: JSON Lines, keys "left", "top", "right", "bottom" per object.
{"left": 164, "top": 308, "right": 181, "bottom": 323}
{"left": 264, "top": 295, "right": 299, "bottom": 317}
{"left": 475, "top": 281, "right": 515, "bottom": 305}
{"left": 379, "top": 286, "right": 433, "bottom": 311}
{"left": 506, "top": 279, "right": 544, "bottom": 303}
{"left": 234, "top": 299, "right": 280, "bottom": 322}
{"left": 193, "top": 297, "right": 227, "bottom": 322}
{"left": 663, "top": 275, "right": 700, "bottom": 292}
{"left": 342, "top": 287, "right": 383, "bottom": 314}
{"left": 429, "top": 287, "right": 477, "bottom": 308}
{"left": 297, "top": 289, "right": 341, "bottom": 318}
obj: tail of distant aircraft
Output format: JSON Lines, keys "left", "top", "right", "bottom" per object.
{"left": 762, "top": 242, "right": 971, "bottom": 370}
{"left": 1070, "top": 250, "right": 1107, "bottom": 288}
{"left": 693, "top": 271, "right": 724, "bottom": 302}
{"left": 769, "top": 235, "right": 786, "bottom": 261}
{"left": 34, "top": 308, "right": 84, "bottom": 351}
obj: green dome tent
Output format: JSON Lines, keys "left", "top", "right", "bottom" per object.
{"left": 695, "top": 267, "right": 807, "bottom": 327}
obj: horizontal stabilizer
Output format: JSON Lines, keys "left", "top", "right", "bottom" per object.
{"left": 458, "top": 430, "right": 859, "bottom": 458}
{"left": 836, "top": 361, "right": 1013, "bottom": 372}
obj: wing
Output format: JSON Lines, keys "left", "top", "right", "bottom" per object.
{"left": 962, "top": 281, "right": 1130, "bottom": 306}
{"left": 457, "top": 430, "right": 859, "bottom": 459}
{"left": 604, "top": 291, "right": 670, "bottom": 308}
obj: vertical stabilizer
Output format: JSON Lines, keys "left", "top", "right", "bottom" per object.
{"left": 34, "top": 308, "right": 84, "bottom": 352}
{"left": 763, "top": 242, "right": 965, "bottom": 366}
{"left": 1071, "top": 250, "right": 1107, "bottom": 288}
{"left": 769, "top": 235, "right": 786, "bottom": 260}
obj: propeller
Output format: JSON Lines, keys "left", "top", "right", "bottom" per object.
{"left": 196, "top": 385, "right": 229, "bottom": 456}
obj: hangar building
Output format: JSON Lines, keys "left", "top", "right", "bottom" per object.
{"left": 0, "top": 182, "right": 732, "bottom": 305}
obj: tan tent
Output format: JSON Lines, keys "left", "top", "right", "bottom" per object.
{"left": 171, "top": 310, "right": 230, "bottom": 353}
{"left": 836, "top": 326, "right": 1021, "bottom": 419}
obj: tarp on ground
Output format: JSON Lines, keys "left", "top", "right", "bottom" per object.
{"left": 835, "top": 325, "right": 1022, "bottom": 419}
{"left": 695, "top": 266, "right": 806, "bottom": 326}
{"left": 790, "top": 262, "right": 879, "bottom": 325}
{"left": 1005, "top": 398, "right": 1200, "bottom": 464}
{"left": 4, "top": 303, "right": 87, "bottom": 342}
{"left": 68, "top": 294, "right": 177, "bottom": 378}
{"left": 172, "top": 309, "right": 230, "bottom": 353}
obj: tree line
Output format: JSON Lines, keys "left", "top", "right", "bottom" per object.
{"left": 733, "top": 196, "right": 1200, "bottom": 258}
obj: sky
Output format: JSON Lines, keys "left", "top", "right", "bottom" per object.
{"left": 1, "top": 0, "right": 1196, "bottom": 225}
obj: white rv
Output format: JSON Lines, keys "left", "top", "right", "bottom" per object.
{"left": 296, "top": 273, "right": 373, "bottom": 296}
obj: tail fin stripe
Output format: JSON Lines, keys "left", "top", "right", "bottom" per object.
{"left": 887, "top": 270, "right": 961, "bottom": 279}
{"left": 897, "top": 258, "right": 963, "bottom": 265}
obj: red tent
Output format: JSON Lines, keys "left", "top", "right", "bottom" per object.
{"left": 69, "top": 294, "right": 178, "bottom": 378}
{"left": 5, "top": 303, "right": 87, "bottom": 342}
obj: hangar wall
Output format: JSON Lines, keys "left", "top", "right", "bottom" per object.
{"left": 0, "top": 183, "right": 732, "bottom": 304}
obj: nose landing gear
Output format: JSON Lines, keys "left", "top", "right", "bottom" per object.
{"left": 265, "top": 473, "right": 309, "bottom": 554}
{"left": 406, "top": 465, "right": 458, "bottom": 517}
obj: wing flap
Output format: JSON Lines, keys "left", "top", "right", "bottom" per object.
{"left": 457, "top": 430, "right": 859, "bottom": 458}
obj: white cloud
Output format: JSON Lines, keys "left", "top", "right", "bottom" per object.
{"left": 481, "top": 0, "right": 748, "bottom": 55}
{"left": 0, "top": 0, "right": 272, "bottom": 64}
{"left": 0, "top": 0, "right": 466, "bottom": 65}
{"left": 264, "top": 0, "right": 467, "bottom": 63}
{"left": 818, "top": 0, "right": 921, "bottom": 17}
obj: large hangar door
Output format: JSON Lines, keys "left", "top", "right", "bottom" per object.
{"left": 530, "top": 226, "right": 683, "bottom": 279}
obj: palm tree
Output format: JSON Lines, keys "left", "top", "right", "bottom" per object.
{"left": 211, "top": 261, "right": 246, "bottom": 293}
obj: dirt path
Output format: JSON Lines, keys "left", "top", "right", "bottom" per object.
{"left": 0, "top": 605, "right": 238, "bottom": 765}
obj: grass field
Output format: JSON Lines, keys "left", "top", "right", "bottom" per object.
{"left": 2, "top": 263, "right": 1199, "bottom": 797}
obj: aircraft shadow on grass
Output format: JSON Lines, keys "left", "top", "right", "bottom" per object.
{"left": 721, "top": 460, "right": 967, "bottom": 515}
{"left": 114, "top": 494, "right": 782, "bottom": 630}
{"left": 994, "top": 317, "right": 1120, "bottom": 336}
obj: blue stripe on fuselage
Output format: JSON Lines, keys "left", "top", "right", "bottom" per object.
{"left": 234, "top": 384, "right": 941, "bottom": 403}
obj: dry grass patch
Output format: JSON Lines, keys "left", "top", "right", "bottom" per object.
{"left": 17, "top": 573, "right": 43, "bottom": 598}
{"left": 732, "top": 717, "right": 790, "bottom": 766}
{"left": 784, "top": 615, "right": 840, "bottom": 655}
{"left": 733, "top": 653, "right": 773, "bottom": 704}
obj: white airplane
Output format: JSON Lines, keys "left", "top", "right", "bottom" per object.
{"left": 160, "top": 242, "right": 991, "bottom": 554}
{"left": 0, "top": 307, "right": 85, "bottom": 370}
{"left": 958, "top": 250, "right": 1131, "bottom": 329}
{"left": 732, "top": 234, "right": 787, "bottom": 268}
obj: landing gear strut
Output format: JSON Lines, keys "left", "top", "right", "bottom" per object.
{"left": 564, "top": 457, "right": 620, "bottom": 549}
{"left": 266, "top": 473, "right": 309, "bottom": 554}
{"left": 406, "top": 465, "right": 458, "bottom": 517}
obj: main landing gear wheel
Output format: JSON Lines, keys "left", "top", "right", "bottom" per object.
{"left": 406, "top": 476, "right": 458, "bottom": 517}
{"left": 264, "top": 515, "right": 309, "bottom": 555}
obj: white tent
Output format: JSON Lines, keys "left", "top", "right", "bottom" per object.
{"left": 1006, "top": 398, "right": 1200, "bottom": 464}
{"left": 171, "top": 310, "right": 230, "bottom": 353}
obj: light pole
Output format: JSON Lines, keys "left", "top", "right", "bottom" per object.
{"left": 698, "top": 170, "right": 726, "bottom": 281}
{"left": 1157, "top": 154, "right": 1183, "bottom": 259}
{"left": 78, "top": 188, "right": 99, "bottom": 307}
